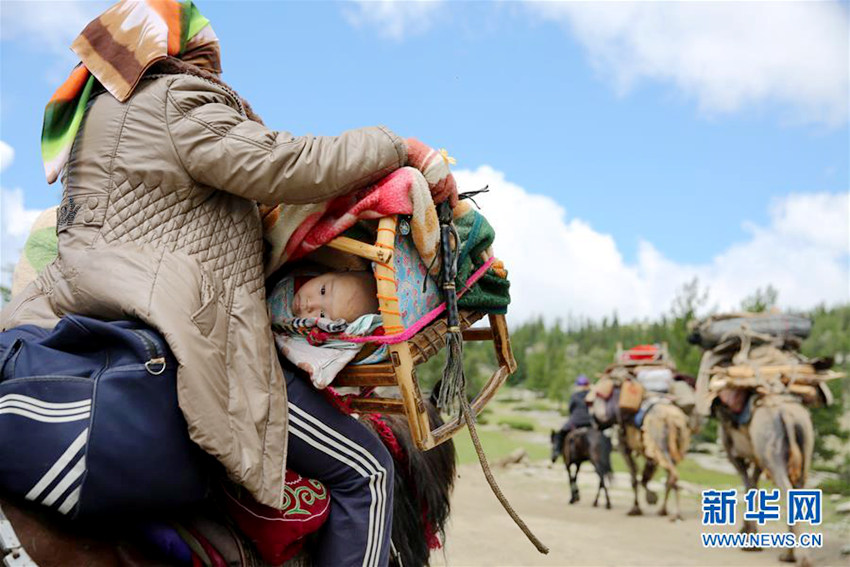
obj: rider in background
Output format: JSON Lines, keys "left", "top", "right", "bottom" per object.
{"left": 564, "top": 374, "right": 593, "bottom": 433}
{"left": 552, "top": 375, "right": 593, "bottom": 459}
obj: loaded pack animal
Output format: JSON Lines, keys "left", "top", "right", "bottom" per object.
{"left": 550, "top": 426, "right": 613, "bottom": 509}
{"left": 592, "top": 386, "right": 691, "bottom": 519}
{"left": 623, "top": 401, "right": 691, "bottom": 520}
{"left": 714, "top": 394, "right": 814, "bottom": 565}
{"left": 0, "top": 390, "right": 456, "bottom": 567}
{"left": 694, "top": 324, "right": 819, "bottom": 566}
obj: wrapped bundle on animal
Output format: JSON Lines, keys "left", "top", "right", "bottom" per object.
{"left": 608, "top": 369, "right": 697, "bottom": 416}
{"left": 637, "top": 368, "right": 674, "bottom": 393}
{"left": 596, "top": 343, "right": 697, "bottom": 414}
{"left": 688, "top": 312, "right": 812, "bottom": 349}
{"left": 694, "top": 312, "right": 843, "bottom": 413}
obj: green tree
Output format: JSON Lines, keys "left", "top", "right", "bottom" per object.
{"left": 741, "top": 285, "right": 779, "bottom": 313}
{"left": 668, "top": 277, "right": 710, "bottom": 377}
{"left": 1, "top": 264, "right": 13, "bottom": 305}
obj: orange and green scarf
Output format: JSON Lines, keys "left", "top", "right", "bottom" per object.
{"left": 41, "top": 0, "right": 221, "bottom": 184}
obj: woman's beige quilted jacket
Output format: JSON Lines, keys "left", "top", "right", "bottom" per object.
{"left": 0, "top": 71, "right": 407, "bottom": 508}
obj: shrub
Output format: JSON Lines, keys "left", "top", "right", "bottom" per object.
{"left": 818, "top": 478, "right": 850, "bottom": 497}
{"left": 497, "top": 416, "right": 535, "bottom": 431}
{"left": 818, "top": 456, "right": 850, "bottom": 496}
{"left": 514, "top": 401, "right": 556, "bottom": 412}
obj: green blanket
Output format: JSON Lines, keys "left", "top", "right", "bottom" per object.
{"left": 454, "top": 208, "right": 510, "bottom": 314}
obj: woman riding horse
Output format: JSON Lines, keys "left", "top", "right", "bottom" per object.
{"left": 552, "top": 375, "right": 593, "bottom": 454}
{"left": 0, "top": 2, "right": 456, "bottom": 565}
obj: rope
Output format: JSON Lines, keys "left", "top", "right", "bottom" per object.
{"left": 460, "top": 392, "right": 549, "bottom": 554}
{"left": 458, "top": 185, "right": 490, "bottom": 210}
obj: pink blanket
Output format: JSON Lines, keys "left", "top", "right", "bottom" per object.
{"left": 260, "top": 167, "right": 444, "bottom": 277}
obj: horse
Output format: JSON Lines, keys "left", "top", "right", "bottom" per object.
{"left": 0, "top": 396, "right": 456, "bottom": 567}
{"left": 616, "top": 399, "right": 691, "bottom": 519}
{"left": 550, "top": 426, "right": 613, "bottom": 509}
{"left": 715, "top": 393, "right": 814, "bottom": 566}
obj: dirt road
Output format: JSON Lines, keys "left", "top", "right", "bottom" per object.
{"left": 432, "top": 463, "right": 849, "bottom": 567}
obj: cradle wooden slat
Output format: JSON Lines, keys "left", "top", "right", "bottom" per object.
{"left": 326, "top": 215, "right": 516, "bottom": 451}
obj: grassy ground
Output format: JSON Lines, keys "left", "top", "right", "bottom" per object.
{"left": 453, "top": 428, "right": 551, "bottom": 464}
{"left": 453, "top": 429, "right": 741, "bottom": 488}
{"left": 609, "top": 452, "right": 742, "bottom": 488}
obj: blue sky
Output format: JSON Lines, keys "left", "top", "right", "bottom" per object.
{"left": 1, "top": 1, "right": 848, "bottom": 321}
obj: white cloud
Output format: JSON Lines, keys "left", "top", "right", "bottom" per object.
{"left": 0, "top": 1, "right": 107, "bottom": 59}
{"left": 0, "top": 163, "right": 845, "bottom": 321}
{"left": 1, "top": 187, "right": 40, "bottom": 239}
{"left": 0, "top": 0, "right": 109, "bottom": 83}
{"left": 527, "top": 1, "right": 850, "bottom": 126}
{"left": 344, "top": 0, "right": 444, "bottom": 41}
{"left": 0, "top": 141, "right": 14, "bottom": 172}
{"left": 342, "top": 1, "right": 848, "bottom": 124}
{"left": 1, "top": 141, "right": 40, "bottom": 280}
{"left": 457, "top": 166, "right": 849, "bottom": 323}
{"left": 1, "top": 188, "right": 41, "bottom": 273}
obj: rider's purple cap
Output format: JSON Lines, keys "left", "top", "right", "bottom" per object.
{"left": 576, "top": 374, "right": 589, "bottom": 386}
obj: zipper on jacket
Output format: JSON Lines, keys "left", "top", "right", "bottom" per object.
{"left": 129, "top": 328, "right": 167, "bottom": 376}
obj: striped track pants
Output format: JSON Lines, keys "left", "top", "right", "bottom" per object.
{"left": 285, "top": 371, "right": 394, "bottom": 567}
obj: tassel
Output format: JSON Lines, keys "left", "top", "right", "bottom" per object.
{"left": 436, "top": 201, "right": 465, "bottom": 416}
{"left": 438, "top": 328, "right": 466, "bottom": 416}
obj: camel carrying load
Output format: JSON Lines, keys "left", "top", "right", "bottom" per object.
{"left": 588, "top": 343, "right": 697, "bottom": 427}
{"left": 586, "top": 344, "right": 694, "bottom": 519}
{"left": 689, "top": 312, "right": 845, "bottom": 565}
{"left": 690, "top": 312, "right": 844, "bottom": 419}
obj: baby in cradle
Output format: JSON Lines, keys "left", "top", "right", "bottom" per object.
{"left": 291, "top": 271, "right": 379, "bottom": 323}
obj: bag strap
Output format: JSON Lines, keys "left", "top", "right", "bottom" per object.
{"left": 44, "top": 316, "right": 169, "bottom": 374}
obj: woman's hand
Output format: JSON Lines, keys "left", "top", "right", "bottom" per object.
{"left": 405, "top": 138, "right": 459, "bottom": 207}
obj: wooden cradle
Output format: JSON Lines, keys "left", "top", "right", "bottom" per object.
{"left": 321, "top": 215, "right": 516, "bottom": 451}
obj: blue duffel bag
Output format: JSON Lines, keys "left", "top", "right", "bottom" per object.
{"left": 0, "top": 315, "right": 209, "bottom": 520}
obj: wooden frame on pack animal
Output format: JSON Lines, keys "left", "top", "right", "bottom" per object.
{"left": 613, "top": 342, "right": 674, "bottom": 367}
{"left": 325, "top": 215, "right": 517, "bottom": 450}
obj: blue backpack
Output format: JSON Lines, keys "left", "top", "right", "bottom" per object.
{"left": 0, "top": 315, "right": 209, "bottom": 520}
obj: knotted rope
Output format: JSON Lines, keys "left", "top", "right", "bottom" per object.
{"left": 435, "top": 200, "right": 549, "bottom": 555}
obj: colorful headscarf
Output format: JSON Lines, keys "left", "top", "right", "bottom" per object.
{"left": 41, "top": 0, "right": 221, "bottom": 184}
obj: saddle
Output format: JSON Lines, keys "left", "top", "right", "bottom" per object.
{"left": 634, "top": 396, "right": 670, "bottom": 428}
{"left": 564, "top": 426, "right": 593, "bottom": 455}
{"left": 567, "top": 425, "right": 592, "bottom": 438}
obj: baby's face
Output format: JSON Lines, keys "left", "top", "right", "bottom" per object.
{"left": 292, "top": 272, "right": 377, "bottom": 322}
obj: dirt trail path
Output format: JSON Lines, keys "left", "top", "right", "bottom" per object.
{"left": 432, "top": 463, "right": 848, "bottom": 566}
